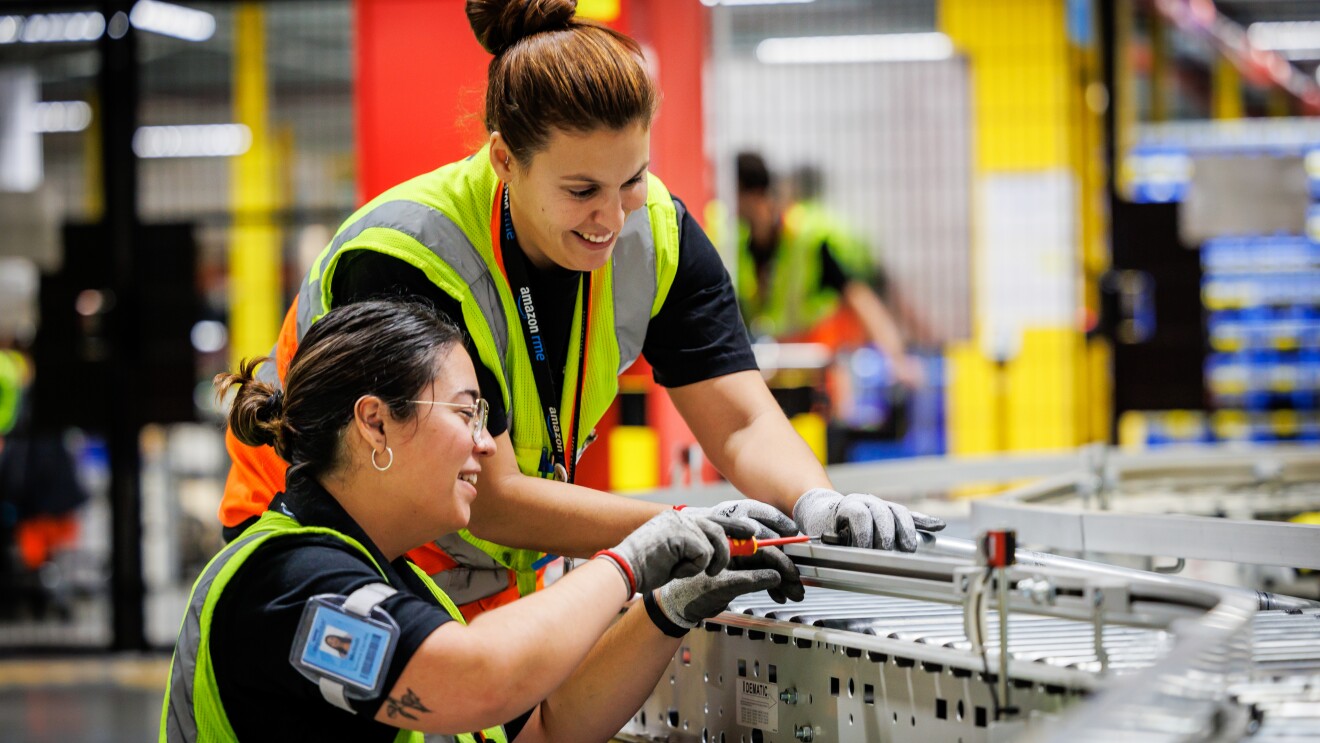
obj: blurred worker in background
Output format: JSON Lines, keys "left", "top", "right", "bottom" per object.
{"left": 219, "top": 0, "right": 944, "bottom": 622}
{"left": 163, "top": 299, "right": 801, "bottom": 742}
{"left": 0, "top": 346, "right": 25, "bottom": 609}
{"left": 0, "top": 346, "right": 88, "bottom": 620}
{"left": 735, "top": 152, "right": 925, "bottom": 388}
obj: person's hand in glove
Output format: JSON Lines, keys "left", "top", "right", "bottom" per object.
{"left": 677, "top": 499, "right": 798, "bottom": 539}
{"left": 594, "top": 511, "right": 757, "bottom": 598}
{"left": 793, "top": 488, "right": 945, "bottom": 552}
{"left": 646, "top": 547, "right": 805, "bottom": 635}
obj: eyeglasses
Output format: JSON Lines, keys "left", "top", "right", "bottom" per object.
{"left": 408, "top": 398, "right": 489, "bottom": 444}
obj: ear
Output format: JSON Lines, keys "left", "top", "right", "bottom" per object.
{"left": 489, "top": 132, "right": 515, "bottom": 182}
{"left": 351, "top": 395, "right": 389, "bottom": 451}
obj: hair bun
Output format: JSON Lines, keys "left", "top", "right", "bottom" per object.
{"left": 467, "top": 0, "right": 576, "bottom": 56}
{"left": 259, "top": 389, "right": 284, "bottom": 422}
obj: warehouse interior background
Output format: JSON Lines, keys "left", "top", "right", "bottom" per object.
{"left": 1, "top": 0, "right": 1320, "bottom": 740}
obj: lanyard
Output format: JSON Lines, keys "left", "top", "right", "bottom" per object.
{"left": 497, "top": 184, "right": 591, "bottom": 483}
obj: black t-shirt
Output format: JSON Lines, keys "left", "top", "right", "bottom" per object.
{"left": 209, "top": 472, "right": 532, "bottom": 740}
{"left": 331, "top": 195, "right": 757, "bottom": 436}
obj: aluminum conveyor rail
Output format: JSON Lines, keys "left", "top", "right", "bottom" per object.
{"left": 970, "top": 445, "right": 1320, "bottom": 570}
{"left": 910, "top": 533, "right": 1318, "bottom": 612}
{"left": 619, "top": 537, "right": 1320, "bottom": 743}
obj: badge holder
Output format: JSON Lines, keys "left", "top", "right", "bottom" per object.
{"left": 290, "top": 582, "right": 401, "bottom": 713}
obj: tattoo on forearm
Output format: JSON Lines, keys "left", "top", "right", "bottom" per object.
{"left": 384, "top": 688, "right": 432, "bottom": 720}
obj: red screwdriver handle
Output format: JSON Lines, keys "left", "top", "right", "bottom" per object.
{"left": 727, "top": 535, "right": 810, "bottom": 557}
{"left": 728, "top": 538, "right": 758, "bottom": 557}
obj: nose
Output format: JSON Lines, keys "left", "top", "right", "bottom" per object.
{"left": 473, "top": 427, "right": 496, "bottom": 457}
{"left": 594, "top": 195, "right": 625, "bottom": 235}
{"left": 623, "top": 181, "right": 647, "bottom": 217}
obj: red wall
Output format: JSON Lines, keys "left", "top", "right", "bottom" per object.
{"left": 355, "top": 0, "right": 711, "bottom": 208}
{"left": 626, "top": 0, "right": 711, "bottom": 213}
{"left": 354, "top": 0, "right": 491, "bottom": 203}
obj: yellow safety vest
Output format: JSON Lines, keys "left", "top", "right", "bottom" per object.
{"left": 159, "top": 510, "right": 507, "bottom": 743}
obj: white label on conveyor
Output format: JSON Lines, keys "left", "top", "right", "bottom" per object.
{"left": 736, "top": 679, "right": 778, "bottom": 733}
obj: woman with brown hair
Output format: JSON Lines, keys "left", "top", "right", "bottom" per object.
{"left": 218, "top": 0, "right": 942, "bottom": 619}
{"left": 161, "top": 299, "right": 800, "bottom": 742}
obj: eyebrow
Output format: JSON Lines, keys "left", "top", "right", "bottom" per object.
{"left": 456, "top": 389, "right": 480, "bottom": 402}
{"left": 562, "top": 162, "right": 649, "bottom": 185}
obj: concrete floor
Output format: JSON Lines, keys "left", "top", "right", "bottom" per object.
{"left": 0, "top": 656, "right": 644, "bottom": 742}
{"left": 0, "top": 656, "right": 168, "bottom": 743}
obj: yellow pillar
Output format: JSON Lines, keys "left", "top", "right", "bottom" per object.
{"left": 609, "top": 426, "right": 659, "bottom": 493}
{"left": 229, "top": 3, "right": 282, "bottom": 371}
{"left": 790, "top": 412, "right": 828, "bottom": 465}
{"left": 942, "top": 0, "right": 1106, "bottom": 454}
{"left": 574, "top": 0, "right": 620, "bottom": 23}
{"left": 1212, "top": 56, "right": 1244, "bottom": 120}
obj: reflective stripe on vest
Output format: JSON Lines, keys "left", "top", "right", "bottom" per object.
{"left": 302, "top": 199, "right": 511, "bottom": 371}
{"left": 159, "top": 510, "right": 506, "bottom": 743}
{"left": 427, "top": 534, "right": 519, "bottom": 606}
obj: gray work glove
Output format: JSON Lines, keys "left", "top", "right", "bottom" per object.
{"left": 680, "top": 499, "right": 799, "bottom": 540}
{"left": 601, "top": 511, "right": 755, "bottom": 596}
{"left": 793, "top": 488, "right": 945, "bottom": 552}
{"left": 652, "top": 548, "right": 805, "bottom": 631}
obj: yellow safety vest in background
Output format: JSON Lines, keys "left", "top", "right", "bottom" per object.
{"left": 0, "top": 350, "right": 29, "bottom": 436}
{"left": 737, "top": 200, "right": 872, "bottom": 339}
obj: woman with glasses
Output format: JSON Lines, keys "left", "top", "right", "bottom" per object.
{"left": 218, "top": 0, "right": 943, "bottom": 620}
{"left": 161, "top": 299, "right": 801, "bottom": 742}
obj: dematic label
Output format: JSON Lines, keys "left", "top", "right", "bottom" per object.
{"left": 736, "top": 679, "right": 778, "bottom": 733}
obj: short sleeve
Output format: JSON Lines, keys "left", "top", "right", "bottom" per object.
{"left": 642, "top": 200, "right": 758, "bottom": 387}
{"left": 210, "top": 536, "right": 455, "bottom": 729}
{"left": 818, "top": 239, "right": 851, "bottom": 293}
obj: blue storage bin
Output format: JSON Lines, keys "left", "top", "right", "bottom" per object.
{"left": 837, "top": 349, "right": 945, "bottom": 462}
{"left": 1205, "top": 353, "right": 1247, "bottom": 406}
{"left": 1207, "top": 310, "right": 1244, "bottom": 351}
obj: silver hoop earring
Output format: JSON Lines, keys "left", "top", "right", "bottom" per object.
{"left": 371, "top": 446, "right": 393, "bottom": 472}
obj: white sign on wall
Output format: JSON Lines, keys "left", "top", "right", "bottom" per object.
{"left": 977, "top": 171, "right": 1078, "bottom": 361}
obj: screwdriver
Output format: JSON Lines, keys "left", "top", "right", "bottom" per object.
{"left": 728, "top": 534, "right": 811, "bottom": 556}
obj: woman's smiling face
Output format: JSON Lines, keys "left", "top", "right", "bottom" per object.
{"left": 492, "top": 123, "right": 651, "bottom": 273}
{"left": 388, "top": 347, "right": 494, "bottom": 536}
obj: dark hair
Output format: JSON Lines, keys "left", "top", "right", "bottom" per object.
{"left": 217, "top": 299, "right": 464, "bottom": 479}
{"left": 467, "top": 0, "right": 659, "bottom": 162}
{"left": 736, "top": 151, "right": 772, "bottom": 195}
